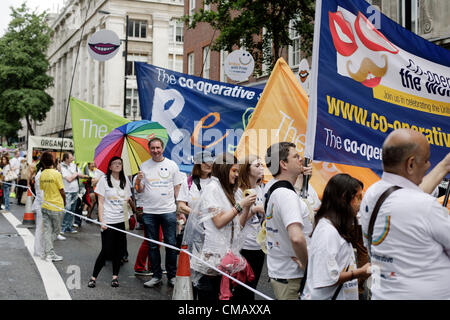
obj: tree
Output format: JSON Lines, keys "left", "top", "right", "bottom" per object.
{"left": 0, "top": 3, "right": 54, "bottom": 140}
{"left": 183, "top": 0, "right": 315, "bottom": 75}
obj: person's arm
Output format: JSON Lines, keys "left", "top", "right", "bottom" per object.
{"left": 97, "top": 194, "right": 107, "bottom": 230}
{"left": 238, "top": 195, "right": 259, "bottom": 227}
{"left": 59, "top": 189, "right": 66, "bottom": 207}
{"left": 420, "top": 152, "right": 450, "bottom": 194}
{"left": 287, "top": 223, "right": 308, "bottom": 271}
{"left": 212, "top": 194, "right": 256, "bottom": 229}
{"left": 336, "top": 263, "right": 371, "bottom": 285}
{"left": 135, "top": 171, "right": 145, "bottom": 193}
{"left": 174, "top": 183, "right": 181, "bottom": 201}
{"left": 177, "top": 201, "right": 191, "bottom": 215}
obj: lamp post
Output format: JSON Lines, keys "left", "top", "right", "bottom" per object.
{"left": 99, "top": 10, "right": 129, "bottom": 118}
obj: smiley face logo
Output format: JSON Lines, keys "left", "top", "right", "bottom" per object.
{"left": 239, "top": 52, "right": 253, "bottom": 66}
{"left": 158, "top": 167, "right": 170, "bottom": 179}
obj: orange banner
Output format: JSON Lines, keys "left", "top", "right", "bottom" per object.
{"left": 235, "top": 58, "right": 380, "bottom": 198}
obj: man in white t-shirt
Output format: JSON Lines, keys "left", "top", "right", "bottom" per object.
{"left": 360, "top": 129, "right": 450, "bottom": 300}
{"left": 264, "top": 142, "right": 309, "bottom": 300}
{"left": 135, "top": 138, "right": 183, "bottom": 288}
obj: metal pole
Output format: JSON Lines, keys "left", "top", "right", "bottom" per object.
{"left": 123, "top": 15, "right": 129, "bottom": 118}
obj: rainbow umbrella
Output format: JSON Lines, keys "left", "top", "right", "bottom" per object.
{"left": 94, "top": 120, "right": 168, "bottom": 176}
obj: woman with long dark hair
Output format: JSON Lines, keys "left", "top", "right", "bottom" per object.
{"left": 88, "top": 157, "right": 133, "bottom": 288}
{"left": 302, "top": 173, "right": 371, "bottom": 300}
{"left": 1, "top": 155, "right": 13, "bottom": 211}
{"left": 232, "top": 155, "right": 265, "bottom": 300}
{"left": 184, "top": 152, "right": 257, "bottom": 301}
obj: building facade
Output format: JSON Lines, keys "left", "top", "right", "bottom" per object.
{"left": 20, "top": 0, "right": 184, "bottom": 142}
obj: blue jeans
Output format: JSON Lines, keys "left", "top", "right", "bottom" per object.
{"left": 61, "top": 192, "right": 78, "bottom": 232}
{"left": 142, "top": 212, "right": 177, "bottom": 280}
{"left": 3, "top": 183, "right": 11, "bottom": 210}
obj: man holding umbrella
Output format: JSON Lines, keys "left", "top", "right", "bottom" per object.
{"left": 135, "top": 137, "right": 184, "bottom": 288}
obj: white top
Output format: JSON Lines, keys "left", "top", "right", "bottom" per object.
{"left": 235, "top": 185, "right": 265, "bottom": 250}
{"left": 9, "top": 157, "right": 20, "bottom": 174}
{"left": 190, "top": 177, "right": 242, "bottom": 275}
{"left": 60, "top": 162, "right": 80, "bottom": 193}
{"left": 32, "top": 170, "right": 44, "bottom": 212}
{"left": 359, "top": 172, "right": 450, "bottom": 300}
{"left": 138, "top": 158, "right": 184, "bottom": 214}
{"left": 302, "top": 218, "right": 358, "bottom": 300}
{"left": 95, "top": 175, "right": 132, "bottom": 225}
{"left": 264, "top": 179, "right": 311, "bottom": 279}
{"left": 177, "top": 176, "right": 212, "bottom": 211}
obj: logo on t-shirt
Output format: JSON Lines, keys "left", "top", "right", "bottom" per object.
{"left": 158, "top": 167, "right": 170, "bottom": 179}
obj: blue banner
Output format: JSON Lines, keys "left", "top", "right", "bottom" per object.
{"left": 306, "top": 0, "right": 450, "bottom": 171}
{"left": 135, "top": 62, "right": 263, "bottom": 171}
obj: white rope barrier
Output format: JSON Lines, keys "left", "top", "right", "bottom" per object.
{"left": 2, "top": 182, "right": 274, "bottom": 300}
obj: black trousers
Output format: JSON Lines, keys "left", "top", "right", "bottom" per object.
{"left": 231, "top": 249, "right": 266, "bottom": 300}
{"left": 194, "top": 275, "right": 222, "bottom": 301}
{"left": 92, "top": 222, "right": 126, "bottom": 278}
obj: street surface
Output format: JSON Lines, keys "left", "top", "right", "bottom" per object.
{"left": 0, "top": 198, "right": 274, "bottom": 300}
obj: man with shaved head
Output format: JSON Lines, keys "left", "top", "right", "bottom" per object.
{"left": 359, "top": 129, "right": 450, "bottom": 300}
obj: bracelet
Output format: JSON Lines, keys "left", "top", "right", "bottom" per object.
{"left": 234, "top": 202, "right": 243, "bottom": 213}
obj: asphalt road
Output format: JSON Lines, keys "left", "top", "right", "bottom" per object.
{"left": 0, "top": 197, "right": 275, "bottom": 301}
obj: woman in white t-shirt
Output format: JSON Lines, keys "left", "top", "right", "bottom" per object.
{"left": 184, "top": 153, "right": 256, "bottom": 301}
{"left": 233, "top": 155, "right": 265, "bottom": 300}
{"left": 302, "top": 173, "right": 371, "bottom": 300}
{"left": 88, "top": 157, "right": 133, "bottom": 289}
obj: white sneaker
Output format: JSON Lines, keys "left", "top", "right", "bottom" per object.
{"left": 57, "top": 235, "right": 66, "bottom": 240}
{"left": 73, "top": 224, "right": 79, "bottom": 228}
{"left": 46, "top": 254, "right": 63, "bottom": 262}
{"left": 82, "top": 210, "right": 88, "bottom": 216}
{"left": 144, "top": 278, "right": 162, "bottom": 288}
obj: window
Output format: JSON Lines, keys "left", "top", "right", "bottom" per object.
{"left": 398, "top": 0, "right": 419, "bottom": 34}
{"left": 220, "top": 50, "right": 228, "bottom": 82}
{"left": 126, "top": 54, "right": 148, "bottom": 77}
{"left": 169, "top": 21, "right": 184, "bottom": 43}
{"left": 202, "top": 46, "right": 210, "bottom": 79}
{"left": 128, "top": 19, "right": 147, "bottom": 38}
{"left": 289, "top": 20, "right": 301, "bottom": 67}
{"left": 188, "top": 52, "right": 195, "bottom": 75}
{"left": 168, "top": 54, "right": 183, "bottom": 73}
{"left": 189, "top": 0, "right": 196, "bottom": 16}
{"left": 126, "top": 88, "right": 140, "bottom": 118}
{"left": 204, "top": 0, "right": 210, "bottom": 11}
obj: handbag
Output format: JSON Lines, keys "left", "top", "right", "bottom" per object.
{"left": 4, "top": 169, "right": 18, "bottom": 182}
{"left": 129, "top": 214, "right": 136, "bottom": 230}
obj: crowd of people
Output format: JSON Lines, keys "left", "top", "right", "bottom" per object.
{"left": 2, "top": 127, "right": 449, "bottom": 300}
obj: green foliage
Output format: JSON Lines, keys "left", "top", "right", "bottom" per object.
{"left": 182, "top": 0, "right": 315, "bottom": 75}
{"left": 0, "top": 2, "right": 54, "bottom": 140}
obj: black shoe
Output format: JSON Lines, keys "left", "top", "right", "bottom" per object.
{"left": 88, "top": 279, "right": 96, "bottom": 288}
{"left": 111, "top": 278, "right": 119, "bottom": 288}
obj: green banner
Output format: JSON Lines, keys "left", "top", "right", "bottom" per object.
{"left": 70, "top": 97, "right": 129, "bottom": 163}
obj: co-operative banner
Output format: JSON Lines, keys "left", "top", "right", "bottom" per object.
{"left": 236, "top": 58, "right": 380, "bottom": 197}
{"left": 70, "top": 97, "right": 130, "bottom": 163}
{"left": 135, "top": 62, "right": 263, "bottom": 171}
{"left": 306, "top": 0, "right": 450, "bottom": 171}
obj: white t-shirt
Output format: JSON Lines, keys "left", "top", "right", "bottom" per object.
{"left": 235, "top": 185, "right": 265, "bottom": 250}
{"left": 32, "top": 170, "right": 44, "bottom": 212}
{"left": 177, "top": 176, "right": 212, "bottom": 211}
{"left": 138, "top": 158, "right": 183, "bottom": 214}
{"left": 60, "top": 162, "right": 80, "bottom": 193}
{"left": 302, "top": 218, "right": 358, "bottom": 300}
{"left": 264, "top": 179, "right": 311, "bottom": 279}
{"left": 9, "top": 157, "right": 20, "bottom": 175}
{"left": 359, "top": 172, "right": 450, "bottom": 300}
{"left": 95, "top": 175, "right": 132, "bottom": 225}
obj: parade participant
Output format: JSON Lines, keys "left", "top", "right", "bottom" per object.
{"left": 232, "top": 155, "right": 265, "bottom": 300}
{"left": 302, "top": 174, "right": 371, "bottom": 300}
{"left": 88, "top": 157, "right": 133, "bottom": 288}
{"left": 60, "top": 152, "right": 88, "bottom": 234}
{"left": 360, "top": 129, "right": 450, "bottom": 300}
{"left": 184, "top": 152, "right": 256, "bottom": 301}
{"left": 135, "top": 137, "right": 184, "bottom": 288}
{"left": 176, "top": 151, "right": 214, "bottom": 222}
{"left": 0, "top": 155, "right": 13, "bottom": 211}
{"left": 39, "top": 151, "right": 66, "bottom": 262}
{"left": 9, "top": 150, "right": 21, "bottom": 199}
{"left": 17, "top": 159, "right": 30, "bottom": 205}
{"left": 264, "top": 142, "right": 309, "bottom": 300}
{"left": 32, "top": 162, "right": 44, "bottom": 257}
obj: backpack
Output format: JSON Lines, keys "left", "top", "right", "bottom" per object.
{"left": 257, "top": 180, "right": 297, "bottom": 253}
{"left": 187, "top": 175, "right": 201, "bottom": 191}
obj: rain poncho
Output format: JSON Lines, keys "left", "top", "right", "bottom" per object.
{"left": 183, "top": 177, "right": 247, "bottom": 285}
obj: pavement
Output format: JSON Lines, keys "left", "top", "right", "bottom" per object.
{"left": 0, "top": 196, "right": 275, "bottom": 300}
